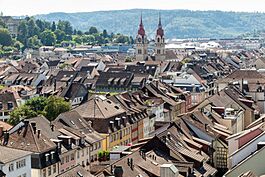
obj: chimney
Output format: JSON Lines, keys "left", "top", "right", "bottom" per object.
{"left": 31, "top": 122, "right": 36, "bottom": 134}
{"left": 114, "top": 166, "right": 123, "bottom": 177}
{"left": 53, "top": 78, "right": 57, "bottom": 92}
{"left": 0, "top": 126, "right": 3, "bottom": 137}
{"left": 87, "top": 120, "right": 92, "bottom": 128}
{"left": 37, "top": 129, "right": 41, "bottom": 138}
{"left": 167, "top": 132, "right": 171, "bottom": 140}
{"left": 50, "top": 124, "right": 54, "bottom": 131}
{"left": 130, "top": 158, "right": 134, "bottom": 170}
{"left": 160, "top": 164, "right": 179, "bottom": 177}
{"left": 241, "top": 78, "right": 244, "bottom": 93}
{"left": 110, "top": 165, "right": 113, "bottom": 174}
{"left": 3, "top": 131, "right": 9, "bottom": 146}
{"left": 205, "top": 124, "right": 208, "bottom": 132}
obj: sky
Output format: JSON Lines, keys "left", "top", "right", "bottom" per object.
{"left": 1, "top": 0, "right": 265, "bottom": 16}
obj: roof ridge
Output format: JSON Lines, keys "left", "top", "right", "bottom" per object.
{"left": 30, "top": 123, "right": 41, "bottom": 152}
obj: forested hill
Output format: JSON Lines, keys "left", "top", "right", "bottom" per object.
{"left": 34, "top": 9, "right": 265, "bottom": 39}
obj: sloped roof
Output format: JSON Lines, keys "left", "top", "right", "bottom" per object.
{"left": 74, "top": 95, "right": 126, "bottom": 119}
{"left": 0, "top": 145, "right": 32, "bottom": 164}
{"left": 5, "top": 117, "right": 57, "bottom": 153}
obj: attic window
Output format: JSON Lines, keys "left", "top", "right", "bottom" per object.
{"left": 114, "top": 106, "right": 119, "bottom": 110}
{"left": 45, "top": 153, "right": 50, "bottom": 162}
{"left": 70, "top": 120, "right": 75, "bottom": 125}
{"left": 107, "top": 100, "right": 112, "bottom": 104}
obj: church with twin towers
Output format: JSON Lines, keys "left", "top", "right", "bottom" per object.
{"left": 135, "top": 13, "right": 166, "bottom": 61}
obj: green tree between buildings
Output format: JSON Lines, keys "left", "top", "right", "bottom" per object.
{"left": 40, "top": 29, "right": 56, "bottom": 46}
{"left": 0, "top": 28, "right": 13, "bottom": 46}
{"left": 8, "top": 96, "right": 71, "bottom": 125}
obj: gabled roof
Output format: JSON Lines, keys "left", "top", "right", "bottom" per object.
{"left": 4, "top": 116, "right": 57, "bottom": 153}
{"left": 74, "top": 95, "right": 126, "bottom": 120}
{"left": 54, "top": 110, "right": 103, "bottom": 144}
{"left": 0, "top": 145, "right": 32, "bottom": 164}
{"left": 57, "top": 165, "right": 94, "bottom": 177}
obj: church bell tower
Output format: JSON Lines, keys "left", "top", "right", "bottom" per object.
{"left": 135, "top": 14, "right": 148, "bottom": 61}
{"left": 155, "top": 13, "right": 166, "bottom": 60}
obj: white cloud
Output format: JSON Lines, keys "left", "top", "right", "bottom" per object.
{"left": 0, "top": 0, "right": 265, "bottom": 16}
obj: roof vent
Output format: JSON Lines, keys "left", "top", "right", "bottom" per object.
{"left": 77, "top": 171, "right": 83, "bottom": 177}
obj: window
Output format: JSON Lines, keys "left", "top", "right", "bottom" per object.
{"left": 0, "top": 102, "right": 2, "bottom": 110}
{"left": 45, "top": 154, "right": 49, "bottom": 162}
{"left": 16, "top": 159, "right": 26, "bottom": 169}
{"left": 138, "top": 49, "right": 142, "bottom": 54}
{"left": 43, "top": 169, "right": 46, "bottom": 177}
{"left": 109, "top": 135, "right": 112, "bottom": 143}
{"left": 9, "top": 163, "right": 14, "bottom": 172}
{"left": 98, "top": 142, "right": 101, "bottom": 149}
{"left": 66, "top": 155, "right": 69, "bottom": 163}
{"left": 61, "top": 157, "right": 64, "bottom": 165}
{"left": 77, "top": 151, "right": 80, "bottom": 159}
{"left": 7, "top": 102, "right": 13, "bottom": 110}
{"left": 53, "top": 164, "right": 56, "bottom": 174}
{"left": 51, "top": 151, "right": 55, "bottom": 160}
{"left": 86, "top": 147, "right": 89, "bottom": 155}
{"left": 70, "top": 153, "right": 75, "bottom": 161}
{"left": 48, "top": 166, "right": 51, "bottom": 176}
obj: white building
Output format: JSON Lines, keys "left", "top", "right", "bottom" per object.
{"left": 0, "top": 146, "right": 32, "bottom": 177}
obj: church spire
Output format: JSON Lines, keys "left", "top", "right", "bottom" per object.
{"left": 140, "top": 12, "right": 143, "bottom": 26}
{"left": 138, "top": 13, "right": 145, "bottom": 36}
{"left": 156, "top": 12, "right": 164, "bottom": 37}
{"left": 158, "top": 12, "right": 162, "bottom": 27}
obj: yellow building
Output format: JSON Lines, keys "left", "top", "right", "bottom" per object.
{"left": 74, "top": 95, "right": 132, "bottom": 151}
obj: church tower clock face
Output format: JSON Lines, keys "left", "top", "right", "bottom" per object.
{"left": 138, "top": 37, "right": 142, "bottom": 43}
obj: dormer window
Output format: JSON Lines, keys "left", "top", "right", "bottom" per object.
{"left": 7, "top": 102, "right": 13, "bottom": 110}
{"left": 45, "top": 153, "right": 50, "bottom": 162}
{"left": 51, "top": 151, "right": 55, "bottom": 160}
{"left": 80, "top": 138, "right": 85, "bottom": 145}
